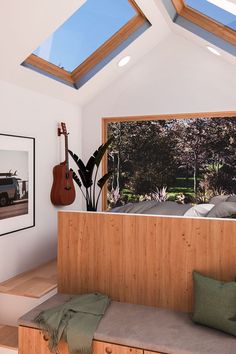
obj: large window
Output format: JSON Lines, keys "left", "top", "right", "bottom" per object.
{"left": 102, "top": 112, "right": 236, "bottom": 220}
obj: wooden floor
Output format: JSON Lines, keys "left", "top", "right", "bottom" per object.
{"left": 0, "top": 325, "right": 18, "bottom": 350}
{"left": 0, "top": 260, "right": 57, "bottom": 298}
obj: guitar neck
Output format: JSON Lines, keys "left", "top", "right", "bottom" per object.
{"left": 64, "top": 134, "right": 69, "bottom": 174}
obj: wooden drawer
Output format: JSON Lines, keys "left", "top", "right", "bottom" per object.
{"left": 19, "top": 326, "right": 68, "bottom": 354}
{"left": 93, "top": 341, "right": 142, "bottom": 354}
{"left": 19, "top": 326, "right": 144, "bottom": 354}
{"left": 144, "top": 351, "right": 164, "bottom": 354}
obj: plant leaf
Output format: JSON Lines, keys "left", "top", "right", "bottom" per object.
{"left": 76, "top": 159, "right": 86, "bottom": 174}
{"left": 71, "top": 170, "right": 82, "bottom": 188}
{"left": 93, "top": 137, "right": 114, "bottom": 167}
{"left": 69, "top": 151, "right": 94, "bottom": 188}
{"left": 68, "top": 150, "right": 80, "bottom": 166}
{"left": 86, "top": 156, "right": 96, "bottom": 180}
{"left": 78, "top": 169, "right": 93, "bottom": 188}
{"left": 97, "top": 171, "right": 113, "bottom": 189}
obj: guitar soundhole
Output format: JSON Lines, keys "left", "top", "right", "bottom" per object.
{"left": 65, "top": 186, "right": 72, "bottom": 191}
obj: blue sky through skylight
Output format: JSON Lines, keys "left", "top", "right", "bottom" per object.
{"left": 33, "top": 0, "right": 137, "bottom": 72}
{"left": 185, "top": 0, "right": 236, "bottom": 30}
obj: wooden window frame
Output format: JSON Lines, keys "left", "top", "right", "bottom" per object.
{"left": 23, "top": 0, "right": 148, "bottom": 87}
{"left": 172, "top": 0, "right": 236, "bottom": 46}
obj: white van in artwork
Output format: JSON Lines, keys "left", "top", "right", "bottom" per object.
{"left": 0, "top": 176, "right": 21, "bottom": 207}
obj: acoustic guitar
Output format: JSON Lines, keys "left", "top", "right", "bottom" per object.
{"left": 50, "top": 122, "right": 76, "bottom": 206}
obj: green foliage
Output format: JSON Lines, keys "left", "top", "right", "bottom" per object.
{"left": 69, "top": 138, "right": 113, "bottom": 211}
{"left": 107, "top": 117, "right": 236, "bottom": 208}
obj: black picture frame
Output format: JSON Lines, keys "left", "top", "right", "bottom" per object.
{"left": 0, "top": 133, "right": 35, "bottom": 236}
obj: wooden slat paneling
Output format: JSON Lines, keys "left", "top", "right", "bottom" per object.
{"left": 19, "top": 326, "right": 68, "bottom": 354}
{"left": 58, "top": 212, "right": 236, "bottom": 312}
{"left": 93, "top": 341, "right": 142, "bottom": 354}
{"left": 0, "top": 325, "right": 18, "bottom": 350}
{"left": 18, "top": 326, "right": 143, "bottom": 354}
{"left": 0, "top": 260, "right": 57, "bottom": 298}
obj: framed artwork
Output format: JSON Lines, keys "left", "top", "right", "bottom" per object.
{"left": 0, "top": 133, "right": 35, "bottom": 236}
{"left": 103, "top": 112, "right": 236, "bottom": 220}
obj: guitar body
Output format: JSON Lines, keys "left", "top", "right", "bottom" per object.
{"left": 51, "top": 161, "right": 76, "bottom": 206}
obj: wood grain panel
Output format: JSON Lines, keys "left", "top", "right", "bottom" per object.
{"left": 93, "top": 341, "right": 142, "bottom": 354}
{"left": 18, "top": 326, "right": 143, "bottom": 354}
{"left": 0, "top": 260, "right": 57, "bottom": 298}
{"left": 58, "top": 211, "right": 236, "bottom": 312}
{"left": 19, "top": 326, "right": 68, "bottom": 354}
{"left": 0, "top": 325, "right": 18, "bottom": 350}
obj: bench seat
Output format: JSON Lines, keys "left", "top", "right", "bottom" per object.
{"left": 18, "top": 294, "right": 236, "bottom": 354}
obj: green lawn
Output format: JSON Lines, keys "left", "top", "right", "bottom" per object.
{"left": 168, "top": 177, "right": 196, "bottom": 199}
{"left": 119, "top": 176, "right": 200, "bottom": 202}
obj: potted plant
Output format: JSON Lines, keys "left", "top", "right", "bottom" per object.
{"left": 69, "top": 138, "right": 113, "bottom": 211}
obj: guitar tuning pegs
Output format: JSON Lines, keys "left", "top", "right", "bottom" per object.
{"left": 58, "top": 127, "right": 62, "bottom": 136}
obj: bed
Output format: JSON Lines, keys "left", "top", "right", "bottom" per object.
{"left": 110, "top": 194, "right": 236, "bottom": 219}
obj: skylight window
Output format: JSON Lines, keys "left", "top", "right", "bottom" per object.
{"left": 185, "top": 0, "right": 236, "bottom": 30}
{"left": 207, "top": 0, "right": 236, "bottom": 16}
{"left": 171, "top": 0, "right": 236, "bottom": 48}
{"left": 22, "top": 0, "right": 150, "bottom": 89}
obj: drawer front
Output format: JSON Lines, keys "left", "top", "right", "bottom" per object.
{"left": 19, "top": 326, "right": 68, "bottom": 354}
{"left": 93, "top": 341, "right": 143, "bottom": 354}
{"left": 144, "top": 351, "right": 164, "bottom": 354}
{"left": 19, "top": 326, "right": 144, "bottom": 354}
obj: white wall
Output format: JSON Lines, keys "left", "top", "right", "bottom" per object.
{"left": 82, "top": 32, "right": 236, "bottom": 166}
{"left": 0, "top": 80, "right": 82, "bottom": 282}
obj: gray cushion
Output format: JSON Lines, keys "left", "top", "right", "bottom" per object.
{"left": 227, "top": 195, "right": 236, "bottom": 203}
{"left": 111, "top": 200, "right": 157, "bottom": 214}
{"left": 184, "top": 204, "right": 214, "bottom": 217}
{"left": 209, "top": 195, "right": 230, "bottom": 205}
{"left": 207, "top": 202, "right": 236, "bottom": 218}
{"left": 142, "top": 201, "right": 191, "bottom": 216}
{"left": 111, "top": 200, "right": 191, "bottom": 216}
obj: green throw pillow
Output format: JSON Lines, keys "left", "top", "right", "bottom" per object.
{"left": 192, "top": 271, "right": 236, "bottom": 336}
